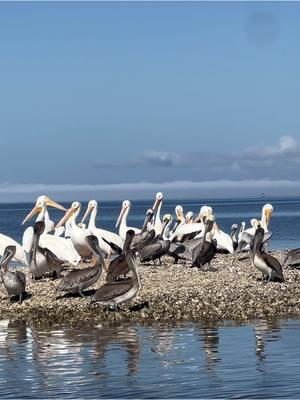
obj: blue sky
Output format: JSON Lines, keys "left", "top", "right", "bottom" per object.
{"left": 1, "top": 2, "right": 300, "bottom": 201}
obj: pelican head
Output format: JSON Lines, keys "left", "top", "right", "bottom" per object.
{"left": 86, "top": 235, "right": 105, "bottom": 267}
{"left": 163, "top": 213, "right": 172, "bottom": 223}
{"left": 175, "top": 205, "right": 184, "bottom": 221}
{"left": 152, "top": 192, "right": 163, "bottom": 213}
{"left": 262, "top": 204, "right": 273, "bottom": 227}
{"left": 55, "top": 201, "right": 81, "bottom": 228}
{"left": 141, "top": 208, "right": 154, "bottom": 232}
{"left": 116, "top": 200, "right": 131, "bottom": 228}
{"left": 81, "top": 199, "right": 98, "bottom": 224}
{"left": 0, "top": 245, "right": 16, "bottom": 270}
{"left": 194, "top": 205, "right": 213, "bottom": 223}
{"left": 22, "top": 195, "right": 66, "bottom": 225}
{"left": 185, "top": 211, "right": 194, "bottom": 224}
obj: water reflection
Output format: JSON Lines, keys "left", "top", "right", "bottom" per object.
{"left": 0, "top": 318, "right": 299, "bottom": 398}
{"left": 255, "top": 319, "right": 282, "bottom": 364}
{"left": 199, "top": 325, "right": 220, "bottom": 370}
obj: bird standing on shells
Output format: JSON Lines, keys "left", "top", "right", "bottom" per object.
{"left": 106, "top": 229, "right": 136, "bottom": 282}
{"left": 0, "top": 245, "right": 26, "bottom": 303}
{"left": 28, "top": 221, "right": 64, "bottom": 280}
{"left": 192, "top": 214, "right": 217, "bottom": 269}
{"left": 56, "top": 235, "right": 105, "bottom": 298}
{"left": 91, "top": 230, "right": 142, "bottom": 310}
{"left": 252, "top": 225, "right": 284, "bottom": 283}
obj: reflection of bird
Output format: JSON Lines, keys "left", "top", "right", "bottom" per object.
{"left": 200, "top": 326, "right": 220, "bottom": 370}
{"left": 0, "top": 246, "right": 26, "bottom": 303}
{"left": 255, "top": 319, "right": 282, "bottom": 362}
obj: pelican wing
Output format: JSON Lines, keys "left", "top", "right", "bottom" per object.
{"left": 262, "top": 253, "right": 284, "bottom": 281}
{"left": 43, "top": 247, "right": 63, "bottom": 267}
{"left": 140, "top": 242, "right": 162, "bottom": 259}
{"left": 57, "top": 266, "right": 99, "bottom": 291}
{"left": 102, "top": 237, "right": 122, "bottom": 255}
{"left": 93, "top": 281, "right": 133, "bottom": 302}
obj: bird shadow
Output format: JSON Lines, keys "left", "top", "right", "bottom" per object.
{"left": 55, "top": 289, "right": 96, "bottom": 300}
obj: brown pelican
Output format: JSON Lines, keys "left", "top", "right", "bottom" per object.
{"left": 129, "top": 209, "right": 155, "bottom": 252}
{"left": 56, "top": 235, "right": 105, "bottom": 297}
{"left": 192, "top": 215, "right": 217, "bottom": 268}
{"left": 252, "top": 226, "right": 284, "bottom": 282}
{"left": 0, "top": 246, "right": 26, "bottom": 303}
{"left": 231, "top": 224, "right": 239, "bottom": 251}
{"left": 139, "top": 217, "right": 171, "bottom": 264}
{"left": 91, "top": 238, "right": 141, "bottom": 310}
{"left": 106, "top": 230, "right": 136, "bottom": 282}
{"left": 283, "top": 248, "right": 300, "bottom": 268}
{"left": 28, "top": 221, "right": 63, "bottom": 280}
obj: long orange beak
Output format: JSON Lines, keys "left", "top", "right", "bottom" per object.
{"left": 81, "top": 205, "right": 94, "bottom": 224}
{"left": 152, "top": 197, "right": 162, "bottom": 213}
{"left": 116, "top": 205, "right": 127, "bottom": 228}
{"left": 21, "top": 197, "right": 66, "bottom": 225}
{"left": 55, "top": 207, "right": 77, "bottom": 228}
{"left": 265, "top": 209, "right": 272, "bottom": 227}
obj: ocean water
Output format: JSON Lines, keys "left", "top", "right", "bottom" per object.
{"left": 0, "top": 197, "right": 300, "bottom": 398}
{"left": 0, "top": 319, "right": 300, "bottom": 398}
{"left": 0, "top": 196, "right": 299, "bottom": 250}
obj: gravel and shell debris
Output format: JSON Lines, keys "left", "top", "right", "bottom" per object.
{"left": 0, "top": 250, "right": 299, "bottom": 323}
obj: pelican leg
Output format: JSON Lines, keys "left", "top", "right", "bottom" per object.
{"left": 79, "top": 289, "right": 85, "bottom": 298}
{"left": 18, "top": 293, "right": 23, "bottom": 304}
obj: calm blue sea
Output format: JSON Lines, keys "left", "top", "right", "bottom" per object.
{"left": 0, "top": 197, "right": 300, "bottom": 399}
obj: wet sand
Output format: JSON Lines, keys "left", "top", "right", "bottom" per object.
{"left": 0, "top": 251, "right": 299, "bottom": 324}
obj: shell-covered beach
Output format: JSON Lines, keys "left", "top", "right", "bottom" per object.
{"left": 1, "top": 250, "right": 299, "bottom": 324}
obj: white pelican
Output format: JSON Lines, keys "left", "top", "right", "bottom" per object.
{"left": 238, "top": 204, "right": 273, "bottom": 252}
{"left": 22, "top": 198, "right": 81, "bottom": 266}
{"left": 56, "top": 202, "right": 92, "bottom": 259}
{"left": 116, "top": 200, "right": 141, "bottom": 241}
{"left": 152, "top": 192, "right": 164, "bottom": 235}
{"left": 171, "top": 206, "right": 208, "bottom": 241}
{"left": 185, "top": 211, "right": 194, "bottom": 224}
{"left": 81, "top": 200, "right": 124, "bottom": 256}
{"left": 0, "top": 234, "right": 28, "bottom": 267}
{"left": 22, "top": 195, "right": 66, "bottom": 234}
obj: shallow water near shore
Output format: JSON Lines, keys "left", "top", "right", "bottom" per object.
{"left": 1, "top": 318, "right": 300, "bottom": 399}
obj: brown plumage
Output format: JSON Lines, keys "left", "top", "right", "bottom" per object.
{"left": 252, "top": 226, "right": 284, "bottom": 282}
{"left": 56, "top": 235, "right": 105, "bottom": 297}
{"left": 106, "top": 230, "right": 136, "bottom": 282}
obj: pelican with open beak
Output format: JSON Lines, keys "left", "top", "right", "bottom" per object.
{"left": 81, "top": 200, "right": 123, "bottom": 257}
{"left": 116, "top": 200, "right": 141, "bottom": 241}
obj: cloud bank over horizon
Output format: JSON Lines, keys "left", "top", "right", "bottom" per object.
{"left": 1, "top": 136, "right": 299, "bottom": 202}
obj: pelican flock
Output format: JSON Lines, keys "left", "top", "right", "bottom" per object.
{"left": 0, "top": 191, "right": 295, "bottom": 306}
